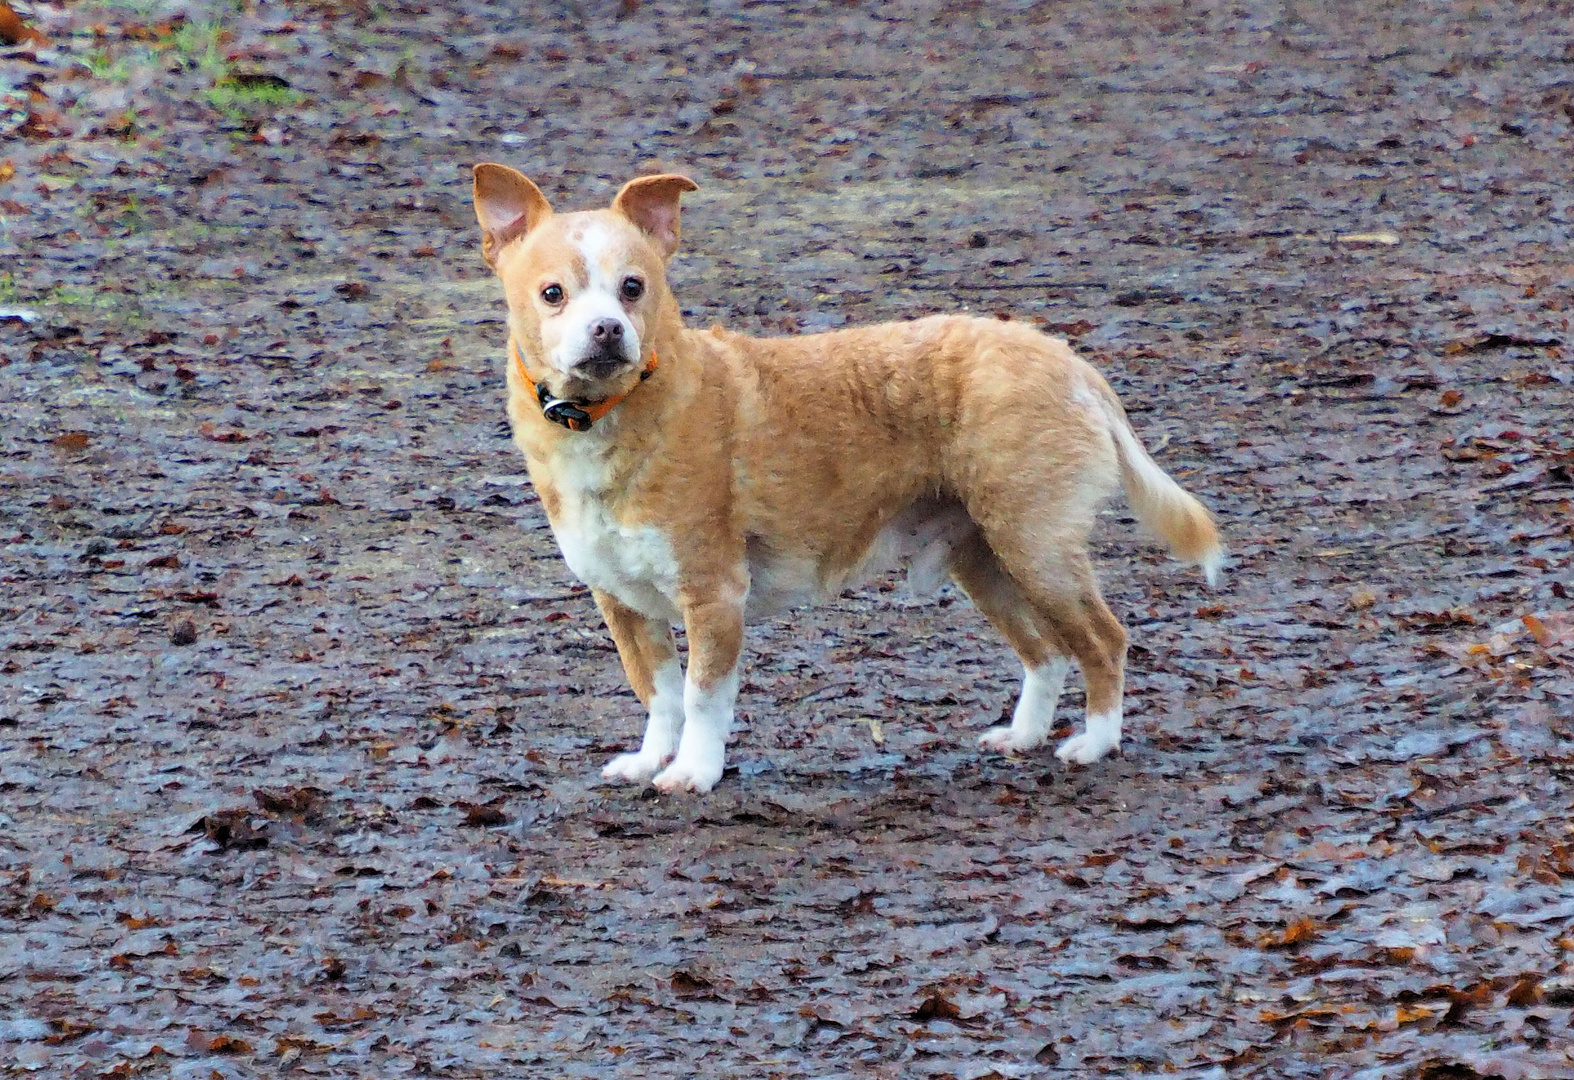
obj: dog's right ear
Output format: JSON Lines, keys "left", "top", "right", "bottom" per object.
{"left": 473, "top": 163, "right": 552, "bottom": 268}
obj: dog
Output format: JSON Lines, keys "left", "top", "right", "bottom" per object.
{"left": 472, "top": 163, "right": 1222, "bottom": 794}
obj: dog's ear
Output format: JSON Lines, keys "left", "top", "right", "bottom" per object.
{"left": 612, "top": 174, "right": 699, "bottom": 259}
{"left": 473, "top": 163, "right": 552, "bottom": 268}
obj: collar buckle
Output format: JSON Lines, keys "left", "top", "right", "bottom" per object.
{"left": 536, "top": 385, "right": 594, "bottom": 432}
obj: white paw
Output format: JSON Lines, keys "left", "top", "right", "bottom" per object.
{"left": 651, "top": 753, "right": 724, "bottom": 795}
{"left": 977, "top": 726, "right": 1049, "bottom": 754}
{"left": 1055, "top": 731, "right": 1120, "bottom": 765}
{"left": 601, "top": 750, "right": 668, "bottom": 783}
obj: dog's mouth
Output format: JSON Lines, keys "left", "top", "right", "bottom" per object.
{"left": 572, "top": 351, "right": 631, "bottom": 382}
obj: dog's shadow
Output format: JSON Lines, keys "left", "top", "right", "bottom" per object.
{"left": 562, "top": 748, "right": 1157, "bottom": 853}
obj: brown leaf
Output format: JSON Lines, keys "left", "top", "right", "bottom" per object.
{"left": 911, "top": 992, "right": 963, "bottom": 1023}
{"left": 1521, "top": 614, "right": 1553, "bottom": 646}
{"left": 253, "top": 785, "right": 324, "bottom": 816}
{"left": 0, "top": 2, "right": 48, "bottom": 46}
{"left": 51, "top": 432, "right": 91, "bottom": 451}
{"left": 170, "top": 590, "right": 220, "bottom": 607}
{"left": 1395, "top": 1002, "right": 1435, "bottom": 1026}
{"left": 197, "top": 422, "right": 248, "bottom": 443}
{"left": 1396, "top": 609, "right": 1476, "bottom": 632}
{"left": 1442, "top": 980, "right": 1493, "bottom": 1024}
{"left": 1042, "top": 319, "right": 1096, "bottom": 337}
{"left": 1505, "top": 972, "right": 1542, "bottom": 1007}
{"left": 1258, "top": 916, "right": 1321, "bottom": 950}
{"left": 461, "top": 803, "right": 507, "bottom": 827}
{"left": 670, "top": 969, "right": 715, "bottom": 997}
{"left": 191, "top": 809, "right": 269, "bottom": 851}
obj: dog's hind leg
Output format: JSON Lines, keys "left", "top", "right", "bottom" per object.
{"left": 594, "top": 590, "right": 684, "bottom": 783}
{"left": 949, "top": 538, "right": 1072, "bottom": 754}
{"left": 1017, "top": 552, "right": 1128, "bottom": 765}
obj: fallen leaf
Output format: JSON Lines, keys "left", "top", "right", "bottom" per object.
{"left": 1442, "top": 980, "right": 1494, "bottom": 1024}
{"left": 911, "top": 992, "right": 963, "bottom": 1023}
{"left": 1521, "top": 614, "right": 1552, "bottom": 646}
{"left": 197, "top": 422, "right": 248, "bottom": 443}
{"left": 1395, "top": 1003, "right": 1435, "bottom": 1025}
{"left": 1505, "top": 972, "right": 1541, "bottom": 1007}
{"left": 253, "top": 785, "right": 325, "bottom": 816}
{"left": 0, "top": 2, "right": 48, "bottom": 46}
{"left": 207, "top": 1034, "right": 254, "bottom": 1054}
{"left": 1259, "top": 916, "right": 1321, "bottom": 949}
{"left": 671, "top": 969, "right": 715, "bottom": 996}
{"left": 190, "top": 809, "right": 269, "bottom": 851}
{"left": 461, "top": 803, "right": 507, "bottom": 827}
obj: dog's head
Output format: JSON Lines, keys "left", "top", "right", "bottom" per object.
{"left": 472, "top": 164, "right": 697, "bottom": 399}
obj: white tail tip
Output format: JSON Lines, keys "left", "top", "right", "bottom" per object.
{"left": 1200, "top": 548, "right": 1225, "bottom": 589}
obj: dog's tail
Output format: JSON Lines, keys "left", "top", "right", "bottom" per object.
{"left": 1093, "top": 380, "right": 1224, "bottom": 586}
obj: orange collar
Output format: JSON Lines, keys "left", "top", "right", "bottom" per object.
{"left": 511, "top": 340, "right": 658, "bottom": 432}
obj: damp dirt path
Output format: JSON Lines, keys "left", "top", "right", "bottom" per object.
{"left": 2, "top": 1, "right": 1572, "bottom": 1076}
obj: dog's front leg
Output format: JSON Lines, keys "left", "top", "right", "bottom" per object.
{"left": 652, "top": 594, "right": 745, "bottom": 795}
{"left": 594, "top": 590, "right": 684, "bottom": 783}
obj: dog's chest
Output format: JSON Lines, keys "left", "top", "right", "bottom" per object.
{"left": 545, "top": 456, "right": 681, "bottom": 622}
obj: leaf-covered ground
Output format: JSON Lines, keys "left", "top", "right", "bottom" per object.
{"left": 2, "top": 1, "right": 1572, "bottom": 1076}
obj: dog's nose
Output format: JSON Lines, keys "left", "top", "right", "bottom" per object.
{"left": 590, "top": 319, "right": 624, "bottom": 344}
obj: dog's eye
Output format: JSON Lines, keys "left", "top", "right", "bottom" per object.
{"left": 620, "top": 277, "right": 644, "bottom": 301}
{"left": 540, "top": 284, "right": 565, "bottom": 305}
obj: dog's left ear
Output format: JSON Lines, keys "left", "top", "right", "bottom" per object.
{"left": 612, "top": 174, "right": 699, "bottom": 259}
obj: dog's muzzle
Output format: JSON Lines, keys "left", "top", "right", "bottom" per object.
{"left": 573, "top": 318, "right": 632, "bottom": 380}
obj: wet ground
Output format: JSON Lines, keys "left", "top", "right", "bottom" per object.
{"left": 2, "top": 1, "right": 1572, "bottom": 1076}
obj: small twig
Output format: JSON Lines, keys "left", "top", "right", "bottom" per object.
{"left": 1404, "top": 794, "right": 1513, "bottom": 822}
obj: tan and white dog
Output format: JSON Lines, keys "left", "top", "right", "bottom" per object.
{"left": 473, "top": 164, "right": 1222, "bottom": 795}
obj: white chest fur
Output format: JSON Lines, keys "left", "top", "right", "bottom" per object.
{"left": 544, "top": 448, "right": 682, "bottom": 623}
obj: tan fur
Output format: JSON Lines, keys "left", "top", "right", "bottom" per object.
{"left": 474, "top": 164, "right": 1223, "bottom": 793}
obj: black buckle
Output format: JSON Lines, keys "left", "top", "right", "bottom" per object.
{"left": 536, "top": 382, "right": 593, "bottom": 431}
